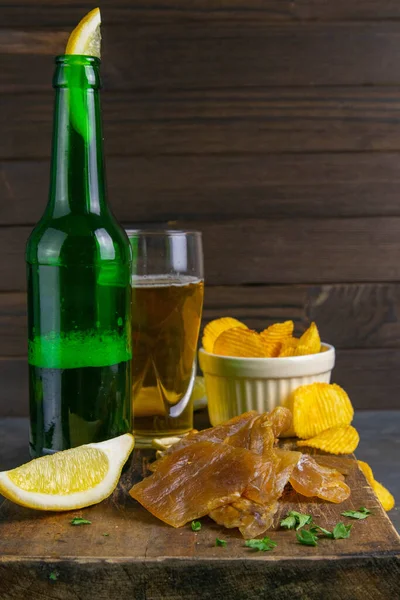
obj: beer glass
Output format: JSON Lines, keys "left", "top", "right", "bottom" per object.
{"left": 126, "top": 230, "right": 204, "bottom": 445}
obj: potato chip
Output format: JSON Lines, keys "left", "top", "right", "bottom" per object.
{"left": 278, "top": 330, "right": 321, "bottom": 357}
{"left": 202, "top": 317, "right": 248, "bottom": 353}
{"left": 281, "top": 337, "right": 298, "bottom": 351}
{"left": 288, "top": 344, "right": 316, "bottom": 357}
{"left": 213, "top": 327, "right": 267, "bottom": 358}
{"left": 278, "top": 337, "right": 298, "bottom": 357}
{"left": 260, "top": 321, "right": 294, "bottom": 344}
{"left": 262, "top": 340, "right": 282, "bottom": 357}
{"left": 298, "top": 322, "right": 321, "bottom": 355}
{"left": 372, "top": 480, "right": 395, "bottom": 512}
{"left": 358, "top": 460, "right": 395, "bottom": 511}
{"left": 279, "top": 346, "right": 296, "bottom": 357}
{"left": 292, "top": 382, "right": 354, "bottom": 439}
{"left": 297, "top": 425, "right": 359, "bottom": 454}
{"left": 357, "top": 460, "right": 375, "bottom": 486}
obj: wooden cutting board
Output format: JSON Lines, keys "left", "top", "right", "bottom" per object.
{"left": 0, "top": 444, "right": 399, "bottom": 600}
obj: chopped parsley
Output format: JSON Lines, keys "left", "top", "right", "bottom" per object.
{"left": 245, "top": 537, "right": 277, "bottom": 552}
{"left": 191, "top": 521, "right": 201, "bottom": 532}
{"left": 49, "top": 570, "right": 59, "bottom": 581}
{"left": 297, "top": 521, "right": 352, "bottom": 545}
{"left": 296, "top": 529, "right": 319, "bottom": 546}
{"left": 216, "top": 538, "right": 227, "bottom": 547}
{"left": 280, "top": 510, "right": 312, "bottom": 531}
{"left": 332, "top": 523, "right": 352, "bottom": 539}
{"left": 70, "top": 517, "right": 92, "bottom": 526}
{"left": 341, "top": 507, "right": 371, "bottom": 520}
{"left": 310, "top": 525, "right": 334, "bottom": 539}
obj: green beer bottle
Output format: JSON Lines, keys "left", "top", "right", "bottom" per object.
{"left": 26, "top": 54, "right": 132, "bottom": 457}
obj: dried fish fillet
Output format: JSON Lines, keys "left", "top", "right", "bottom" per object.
{"left": 210, "top": 443, "right": 301, "bottom": 538}
{"left": 210, "top": 497, "right": 279, "bottom": 539}
{"left": 149, "top": 410, "right": 260, "bottom": 472}
{"left": 160, "top": 408, "right": 291, "bottom": 462}
{"left": 226, "top": 413, "right": 273, "bottom": 454}
{"left": 130, "top": 441, "right": 262, "bottom": 528}
{"left": 163, "top": 411, "right": 259, "bottom": 456}
{"left": 227, "top": 407, "right": 292, "bottom": 451}
{"left": 271, "top": 449, "right": 303, "bottom": 498}
{"left": 131, "top": 408, "right": 350, "bottom": 538}
{"left": 267, "top": 407, "right": 293, "bottom": 439}
{"left": 289, "top": 453, "right": 351, "bottom": 503}
{"left": 243, "top": 449, "right": 301, "bottom": 506}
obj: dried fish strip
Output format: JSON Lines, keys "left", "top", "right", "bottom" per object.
{"left": 130, "top": 440, "right": 262, "bottom": 528}
{"left": 130, "top": 408, "right": 351, "bottom": 538}
{"left": 289, "top": 454, "right": 351, "bottom": 503}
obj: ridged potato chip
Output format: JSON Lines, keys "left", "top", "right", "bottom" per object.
{"left": 260, "top": 321, "right": 294, "bottom": 343}
{"left": 213, "top": 327, "right": 267, "bottom": 358}
{"left": 278, "top": 328, "right": 321, "bottom": 357}
{"left": 288, "top": 344, "right": 316, "bottom": 357}
{"left": 279, "top": 346, "right": 297, "bottom": 357}
{"left": 357, "top": 460, "right": 374, "bottom": 486}
{"left": 298, "top": 322, "right": 321, "bottom": 355}
{"left": 281, "top": 337, "right": 298, "bottom": 350}
{"left": 358, "top": 460, "right": 395, "bottom": 511}
{"left": 278, "top": 337, "right": 299, "bottom": 357}
{"left": 292, "top": 382, "right": 354, "bottom": 439}
{"left": 297, "top": 425, "right": 359, "bottom": 454}
{"left": 203, "top": 317, "right": 248, "bottom": 353}
{"left": 262, "top": 340, "right": 282, "bottom": 357}
{"left": 372, "top": 480, "right": 395, "bottom": 512}
{"left": 204, "top": 319, "right": 324, "bottom": 358}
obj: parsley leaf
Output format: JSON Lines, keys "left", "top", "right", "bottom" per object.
{"left": 245, "top": 537, "right": 277, "bottom": 552}
{"left": 296, "top": 529, "right": 318, "bottom": 546}
{"left": 191, "top": 521, "right": 201, "bottom": 532}
{"left": 70, "top": 517, "right": 92, "bottom": 526}
{"left": 332, "top": 523, "right": 352, "bottom": 539}
{"left": 280, "top": 510, "right": 313, "bottom": 531}
{"left": 280, "top": 515, "right": 297, "bottom": 530}
{"left": 291, "top": 511, "right": 313, "bottom": 530}
{"left": 309, "top": 525, "right": 334, "bottom": 539}
{"left": 102, "top": 533, "right": 110, "bottom": 537}
{"left": 49, "top": 570, "right": 59, "bottom": 581}
{"left": 341, "top": 507, "right": 371, "bottom": 520}
{"left": 216, "top": 538, "right": 227, "bottom": 547}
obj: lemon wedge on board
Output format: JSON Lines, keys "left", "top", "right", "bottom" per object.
{"left": 0, "top": 434, "right": 134, "bottom": 511}
{"left": 65, "top": 7, "right": 101, "bottom": 58}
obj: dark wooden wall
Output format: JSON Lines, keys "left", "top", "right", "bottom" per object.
{"left": 2, "top": 1, "right": 400, "bottom": 415}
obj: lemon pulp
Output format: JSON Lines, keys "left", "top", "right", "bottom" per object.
{"left": 65, "top": 7, "right": 101, "bottom": 58}
{"left": 8, "top": 447, "right": 108, "bottom": 495}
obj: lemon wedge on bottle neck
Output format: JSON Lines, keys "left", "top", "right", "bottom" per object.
{"left": 65, "top": 7, "right": 101, "bottom": 58}
{"left": 0, "top": 434, "right": 134, "bottom": 511}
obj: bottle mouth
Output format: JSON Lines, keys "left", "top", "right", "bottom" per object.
{"left": 55, "top": 54, "right": 101, "bottom": 66}
{"left": 53, "top": 54, "right": 101, "bottom": 89}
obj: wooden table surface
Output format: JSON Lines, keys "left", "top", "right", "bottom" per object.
{"left": 0, "top": 411, "right": 399, "bottom": 600}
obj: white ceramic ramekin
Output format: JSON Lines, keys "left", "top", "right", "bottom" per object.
{"left": 198, "top": 344, "right": 335, "bottom": 431}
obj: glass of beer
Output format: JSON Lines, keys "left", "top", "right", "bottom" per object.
{"left": 126, "top": 230, "right": 204, "bottom": 446}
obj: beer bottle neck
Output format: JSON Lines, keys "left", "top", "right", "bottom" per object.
{"left": 47, "top": 55, "right": 108, "bottom": 218}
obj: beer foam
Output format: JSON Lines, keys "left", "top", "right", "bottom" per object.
{"left": 131, "top": 274, "right": 203, "bottom": 288}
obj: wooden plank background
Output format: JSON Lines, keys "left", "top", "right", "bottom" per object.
{"left": 2, "top": 0, "right": 400, "bottom": 414}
